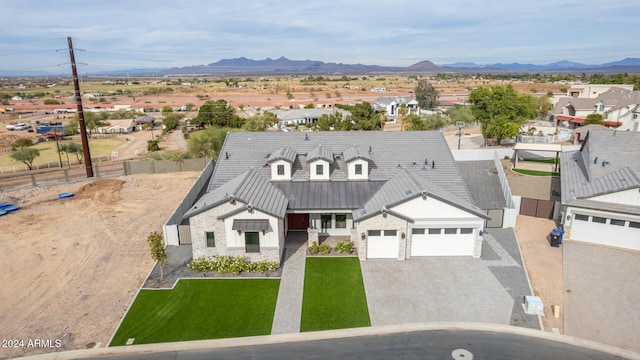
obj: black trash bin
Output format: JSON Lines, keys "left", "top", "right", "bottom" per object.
{"left": 549, "top": 228, "right": 564, "bottom": 247}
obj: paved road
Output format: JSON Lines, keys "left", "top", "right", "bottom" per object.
{"left": 77, "top": 329, "right": 635, "bottom": 360}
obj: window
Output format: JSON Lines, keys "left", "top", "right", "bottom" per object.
{"left": 444, "top": 228, "right": 457, "bottom": 235}
{"left": 412, "top": 228, "right": 425, "bottom": 235}
{"left": 428, "top": 228, "right": 441, "bottom": 235}
{"left": 355, "top": 163, "right": 363, "bottom": 175}
{"left": 277, "top": 164, "right": 285, "bottom": 176}
{"left": 321, "top": 214, "right": 332, "bottom": 230}
{"left": 245, "top": 232, "right": 260, "bottom": 253}
{"left": 316, "top": 164, "right": 324, "bottom": 175}
{"left": 384, "top": 230, "right": 397, "bottom": 236}
{"left": 460, "top": 228, "right": 473, "bottom": 234}
{"left": 335, "top": 214, "right": 347, "bottom": 228}
{"left": 574, "top": 214, "right": 589, "bottom": 221}
{"left": 592, "top": 216, "right": 606, "bottom": 224}
{"left": 368, "top": 230, "right": 381, "bottom": 236}
{"left": 610, "top": 219, "right": 626, "bottom": 227}
{"left": 205, "top": 231, "right": 215, "bottom": 247}
{"left": 629, "top": 222, "right": 640, "bottom": 229}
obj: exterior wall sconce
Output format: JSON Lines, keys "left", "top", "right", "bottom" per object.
{"left": 401, "top": 232, "right": 406, "bottom": 239}
{"left": 237, "top": 230, "right": 242, "bottom": 235}
{"left": 361, "top": 232, "right": 366, "bottom": 240}
{"left": 262, "top": 230, "right": 266, "bottom": 235}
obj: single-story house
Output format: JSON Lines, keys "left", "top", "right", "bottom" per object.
{"left": 96, "top": 119, "right": 135, "bottom": 134}
{"left": 271, "top": 108, "right": 351, "bottom": 129}
{"left": 560, "top": 130, "right": 640, "bottom": 250}
{"left": 180, "top": 131, "right": 489, "bottom": 263}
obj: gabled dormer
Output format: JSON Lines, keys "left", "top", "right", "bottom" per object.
{"left": 266, "top": 146, "right": 297, "bottom": 180}
{"left": 307, "top": 145, "right": 333, "bottom": 180}
{"left": 344, "top": 145, "right": 372, "bottom": 180}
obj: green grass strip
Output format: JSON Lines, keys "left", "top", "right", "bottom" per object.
{"left": 513, "top": 168, "right": 559, "bottom": 177}
{"left": 110, "top": 279, "right": 280, "bottom": 346}
{"left": 301, "top": 257, "right": 370, "bottom": 332}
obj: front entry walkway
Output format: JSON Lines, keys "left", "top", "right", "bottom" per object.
{"left": 271, "top": 232, "right": 307, "bottom": 334}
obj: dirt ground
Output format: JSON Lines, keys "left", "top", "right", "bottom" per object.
{"left": 0, "top": 172, "right": 199, "bottom": 358}
{"left": 514, "top": 215, "right": 564, "bottom": 333}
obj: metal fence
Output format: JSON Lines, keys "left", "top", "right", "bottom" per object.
{"left": 0, "top": 158, "right": 210, "bottom": 192}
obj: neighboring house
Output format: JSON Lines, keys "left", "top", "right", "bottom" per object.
{"left": 271, "top": 108, "right": 351, "bottom": 129}
{"left": 181, "top": 131, "right": 489, "bottom": 263}
{"left": 565, "top": 84, "right": 634, "bottom": 99}
{"left": 96, "top": 119, "right": 135, "bottom": 134}
{"left": 134, "top": 115, "right": 155, "bottom": 130}
{"left": 553, "top": 87, "right": 640, "bottom": 131}
{"left": 560, "top": 130, "right": 640, "bottom": 251}
{"left": 373, "top": 96, "right": 420, "bottom": 117}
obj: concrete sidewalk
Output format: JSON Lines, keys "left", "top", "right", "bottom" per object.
{"left": 270, "top": 232, "right": 307, "bottom": 335}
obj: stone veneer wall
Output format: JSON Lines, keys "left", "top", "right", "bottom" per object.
{"left": 356, "top": 213, "right": 408, "bottom": 261}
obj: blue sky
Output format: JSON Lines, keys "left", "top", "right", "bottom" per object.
{"left": 1, "top": 0, "right": 639, "bottom": 74}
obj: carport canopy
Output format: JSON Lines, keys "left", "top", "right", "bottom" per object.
{"left": 513, "top": 143, "right": 562, "bottom": 172}
{"left": 232, "top": 219, "right": 270, "bottom": 231}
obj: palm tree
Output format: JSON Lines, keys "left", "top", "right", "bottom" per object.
{"left": 378, "top": 109, "right": 387, "bottom": 130}
{"left": 399, "top": 103, "right": 409, "bottom": 131}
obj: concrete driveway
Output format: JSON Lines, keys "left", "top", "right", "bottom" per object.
{"left": 360, "top": 258, "right": 514, "bottom": 326}
{"left": 563, "top": 240, "right": 640, "bottom": 353}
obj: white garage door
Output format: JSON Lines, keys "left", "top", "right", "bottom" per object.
{"left": 571, "top": 214, "right": 640, "bottom": 250}
{"left": 410, "top": 227, "right": 475, "bottom": 257}
{"left": 367, "top": 230, "right": 399, "bottom": 259}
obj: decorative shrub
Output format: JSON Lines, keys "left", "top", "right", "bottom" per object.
{"left": 334, "top": 241, "right": 355, "bottom": 254}
{"left": 187, "top": 256, "right": 279, "bottom": 275}
{"left": 308, "top": 241, "right": 331, "bottom": 255}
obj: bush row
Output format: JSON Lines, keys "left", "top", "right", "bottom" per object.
{"left": 187, "top": 255, "right": 279, "bottom": 275}
{"left": 308, "top": 241, "right": 355, "bottom": 255}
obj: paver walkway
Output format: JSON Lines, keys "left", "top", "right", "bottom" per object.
{"left": 271, "top": 232, "right": 307, "bottom": 335}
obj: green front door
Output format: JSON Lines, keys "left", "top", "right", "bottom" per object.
{"left": 245, "top": 232, "right": 260, "bottom": 253}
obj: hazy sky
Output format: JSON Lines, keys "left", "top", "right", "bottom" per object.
{"left": 2, "top": 0, "right": 638, "bottom": 73}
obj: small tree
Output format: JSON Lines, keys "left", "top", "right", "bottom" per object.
{"left": 585, "top": 113, "right": 605, "bottom": 125}
{"left": 65, "top": 142, "right": 84, "bottom": 164}
{"left": 10, "top": 147, "right": 40, "bottom": 170}
{"left": 147, "top": 231, "right": 168, "bottom": 280}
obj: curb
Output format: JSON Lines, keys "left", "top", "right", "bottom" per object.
{"left": 17, "top": 323, "right": 640, "bottom": 360}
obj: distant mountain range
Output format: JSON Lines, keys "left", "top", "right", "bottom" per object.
{"left": 3, "top": 57, "right": 640, "bottom": 77}
{"left": 159, "top": 56, "right": 640, "bottom": 75}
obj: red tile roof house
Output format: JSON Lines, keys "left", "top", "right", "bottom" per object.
{"left": 178, "top": 131, "right": 489, "bottom": 263}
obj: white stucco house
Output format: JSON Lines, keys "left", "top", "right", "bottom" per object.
{"left": 96, "top": 119, "right": 135, "bottom": 134}
{"left": 271, "top": 108, "right": 351, "bottom": 129}
{"left": 180, "top": 131, "right": 489, "bottom": 263}
{"left": 560, "top": 130, "right": 640, "bottom": 251}
{"left": 553, "top": 87, "right": 640, "bottom": 131}
{"left": 373, "top": 96, "right": 420, "bottom": 118}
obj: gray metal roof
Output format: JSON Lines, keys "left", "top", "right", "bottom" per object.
{"left": 274, "top": 181, "right": 385, "bottom": 210}
{"left": 266, "top": 145, "right": 297, "bottom": 164}
{"left": 199, "top": 131, "right": 481, "bottom": 219}
{"left": 306, "top": 144, "right": 334, "bottom": 164}
{"left": 561, "top": 130, "right": 640, "bottom": 206}
{"left": 353, "top": 168, "right": 488, "bottom": 222}
{"left": 210, "top": 131, "right": 474, "bottom": 205}
{"left": 344, "top": 145, "right": 372, "bottom": 162}
{"left": 185, "top": 168, "right": 288, "bottom": 218}
{"left": 457, "top": 160, "right": 507, "bottom": 210}
{"left": 232, "top": 219, "right": 271, "bottom": 231}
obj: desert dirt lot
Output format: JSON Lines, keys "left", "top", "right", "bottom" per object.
{"left": 0, "top": 172, "right": 199, "bottom": 358}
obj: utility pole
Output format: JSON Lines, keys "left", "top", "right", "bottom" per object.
{"left": 456, "top": 121, "right": 465, "bottom": 150}
{"left": 67, "top": 37, "right": 94, "bottom": 177}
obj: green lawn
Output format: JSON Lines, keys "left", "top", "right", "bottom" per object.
{"left": 301, "top": 257, "right": 370, "bottom": 332}
{"left": 109, "top": 279, "right": 280, "bottom": 346}
{"left": 513, "top": 168, "right": 559, "bottom": 177}
{"left": 522, "top": 157, "right": 558, "bottom": 164}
